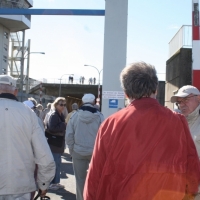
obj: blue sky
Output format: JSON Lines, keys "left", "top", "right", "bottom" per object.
{"left": 25, "top": 0, "right": 191, "bottom": 83}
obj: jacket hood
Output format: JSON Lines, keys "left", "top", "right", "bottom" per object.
{"left": 77, "top": 109, "right": 99, "bottom": 124}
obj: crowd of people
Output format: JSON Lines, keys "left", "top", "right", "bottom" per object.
{"left": 1, "top": 61, "right": 200, "bottom": 200}
{"left": 65, "top": 76, "right": 97, "bottom": 85}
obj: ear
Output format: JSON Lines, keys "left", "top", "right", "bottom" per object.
{"left": 13, "top": 89, "right": 18, "bottom": 96}
{"left": 197, "top": 95, "right": 200, "bottom": 102}
{"left": 125, "top": 93, "right": 129, "bottom": 99}
{"left": 155, "top": 89, "right": 158, "bottom": 96}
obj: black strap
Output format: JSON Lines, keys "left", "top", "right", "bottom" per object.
{"left": 34, "top": 190, "right": 50, "bottom": 200}
{"left": 0, "top": 93, "right": 18, "bottom": 101}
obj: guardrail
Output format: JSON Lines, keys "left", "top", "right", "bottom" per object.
{"left": 29, "top": 78, "right": 102, "bottom": 89}
{"left": 169, "top": 25, "right": 192, "bottom": 58}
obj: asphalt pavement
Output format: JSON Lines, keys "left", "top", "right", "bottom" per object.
{"left": 42, "top": 150, "right": 76, "bottom": 200}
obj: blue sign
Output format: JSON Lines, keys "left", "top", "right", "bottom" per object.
{"left": 109, "top": 99, "right": 118, "bottom": 108}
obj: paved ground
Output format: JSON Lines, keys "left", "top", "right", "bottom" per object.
{"left": 37, "top": 150, "right": 76, "bottom": 200}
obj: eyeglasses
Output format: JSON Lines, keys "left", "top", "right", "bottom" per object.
{"left": 176, "top": 95, "right": 197, "bottom": 105}
{"left": 59, "top": 103, "right": 66, "bottom": 107}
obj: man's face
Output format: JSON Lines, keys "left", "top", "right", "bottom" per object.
{"left": 176, "top": 94, "right": 200, "bottom": 116}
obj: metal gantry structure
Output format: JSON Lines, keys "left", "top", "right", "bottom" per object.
{"left": 0, "top": 0, "right": 128, "bottom": 118}
{"left": 0, "top": 0, "right": 30, "bottom": 9}
{"left": 9, "top": 32, "right": 28, "bottom": 78}
{"left": 0, "top": 7, "right": 105, "bottom": 102}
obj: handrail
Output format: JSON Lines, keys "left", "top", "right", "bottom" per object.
{"left": 168, "top": 25, "right": 192, "bottom": 58}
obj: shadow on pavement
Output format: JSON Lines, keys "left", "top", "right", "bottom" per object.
{"left": 47, "top": 188, "right": 76, "bottom": 200}
{"left": 62, "top": 152, "right": 72, "bottom": 162}
{"left": 44, "top": 150, "right": 76, "bottom": 199}
{"left": 60, "top": 163, "right": 74, "bottom": 177}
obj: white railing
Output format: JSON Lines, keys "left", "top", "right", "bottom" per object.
{"left": 169, "top": 25, "right": 192, "bottom": 58}
{"left": 30, "top": 78, "right": 102, "bottom": 89}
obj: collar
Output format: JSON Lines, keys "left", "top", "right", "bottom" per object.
{"left": 129, "top": 97, "right": 158, "bottom": 106}
{"left": 82, "top": 103, "right": 94, "bottom": 107}
{"left": 0, "top": 93, "right": 18, "bottom": 101}
{"left": 186, "top": 104, "right": 200, "bottom": 124}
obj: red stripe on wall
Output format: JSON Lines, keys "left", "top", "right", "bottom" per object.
{"left": 193, "top": 70, "right": 200, "bottom": 90}
{"left": 193, "top": 11, "right": 200, "bottom": 40}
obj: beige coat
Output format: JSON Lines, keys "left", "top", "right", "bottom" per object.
{"left": 65, "top": 110, "right": 76, "bottom": 123}
{"left": 186, "top": 104, "right": 200, "bottom": 158}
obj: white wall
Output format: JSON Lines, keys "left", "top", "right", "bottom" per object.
{"left": 102, "top": 0, "right": 128, "bottom": 118}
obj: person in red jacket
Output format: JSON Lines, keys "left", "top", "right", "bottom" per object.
{"left": 83, "top": 62, "right": 200, "bottom": 200}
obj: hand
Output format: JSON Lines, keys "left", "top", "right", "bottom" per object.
{"left": 40, "top": 190, "right": 47, "bottom": 197}
{"left": 183, "top": 194, "right": 195, "bottom": 200}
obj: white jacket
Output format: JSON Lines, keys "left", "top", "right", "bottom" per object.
{"left": 0, "top": 96, "right": 55, "bottom": 195}
{"left": 186, "top": 104, "right": 200, "bottom": 158}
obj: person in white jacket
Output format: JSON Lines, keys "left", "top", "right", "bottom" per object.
{"left": 0, "top": 75, "right": 55, "bottom": 200}
{"left": 171, "top": 85, "right": 200, "bottom": 156}
{"left": 66, "top": 93, "right": 104, "bottom": 200}
{"left": 171, "top": 85, "right": 200, "bottom": 200}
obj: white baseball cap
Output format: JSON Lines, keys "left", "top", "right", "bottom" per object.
{"left": 0, "top": 75, "right": 16, "bottom": 87}
{"left": 23, "top": 100, "right": 34, "bottom": 108}
{"left": 171, "top": 85, "right": 200, "bottom": 103}
{"left": 82, "top": 94, "right": 95, "bottom": 103}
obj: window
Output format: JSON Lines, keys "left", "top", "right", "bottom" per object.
{"left": 4, "top": 32, "right": 9, "bottom": 39}
{"left": 3, "top": 55, "right": 7, "bottom": 63}
{"left": 4, "top": 44, "right": 8, "bottom": 52}
{"left": 194, "top": 3, "right": 199, "bottom": 26}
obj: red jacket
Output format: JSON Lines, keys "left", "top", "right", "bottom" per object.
{"left": 84, "top": 98, "right": 200, "bottom": 200}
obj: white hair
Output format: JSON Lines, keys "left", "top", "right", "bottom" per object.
{"left": 0, "top": 84, "right": 16, "bottom": 93}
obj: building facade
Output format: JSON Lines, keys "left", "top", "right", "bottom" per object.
{"left": 165, "top": 25, "right": 192, "bottom": 110}
{"left": 0, "top": 0, "right": 33, "bottom": 75}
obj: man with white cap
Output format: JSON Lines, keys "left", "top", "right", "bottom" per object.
{"left": 0, "top": 75, "right": 55, "bottom": 200}
{"left": 171, "top": 85, "right": 200, "bottom": 200}
{"left": 171, "top": 85, "right": 200, "bottom": 158}
{"left": 66, "top": 93, "right": 104, "bottom": 200}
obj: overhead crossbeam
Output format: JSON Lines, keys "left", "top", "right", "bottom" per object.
{"left": 0, "top": 9, "right": 105, "bottom": 16}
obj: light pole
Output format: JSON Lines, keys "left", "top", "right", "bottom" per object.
{"left": 59, "top": 74, "right": 74, "bottom": 96}
{"left": 84, "top": 65, "right": 103, "bottom": 106}
{"left": 24, "top": 50, "right": 45, "bottom": 94}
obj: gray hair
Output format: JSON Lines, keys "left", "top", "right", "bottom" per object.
{"left": 71, "top": 103, "right": 78, "bottom": 110}
{"left": 36, "top": 104, "right": 43, "bottom": 110}
{"left": 47, "top": 103, "right": 51, "bottom": 109}
{"left": 0, "top": 84, "right": 16, "bottom": 93}
{"left": 120, "top": 62, "right": 158, "bottom": 100}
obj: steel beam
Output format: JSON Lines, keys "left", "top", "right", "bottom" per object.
{"left": 0, "top": 9, "right": 105, "bottom": 16}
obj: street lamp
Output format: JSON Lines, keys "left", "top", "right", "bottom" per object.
{"left": 19, "top": 49, "right": 45, "bottom": 101}
{"left": 59, "top": 74, "right": 74, "bottom": 96}
{"left": 24, "top": 52, "right": 45, "bottom": 58}
{"left": 24, "top": 51, "right": 45, "bottom": 94}
{"left": 84, "top": 64, "right": 103, "bottom": 106}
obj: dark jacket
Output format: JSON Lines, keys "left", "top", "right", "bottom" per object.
{"left": 48, "top": 110, "right": 66, "bottom": 153}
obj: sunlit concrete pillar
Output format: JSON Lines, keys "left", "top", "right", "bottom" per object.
{"left": 102, "top": 0, "right": 128, "bottom": 118}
